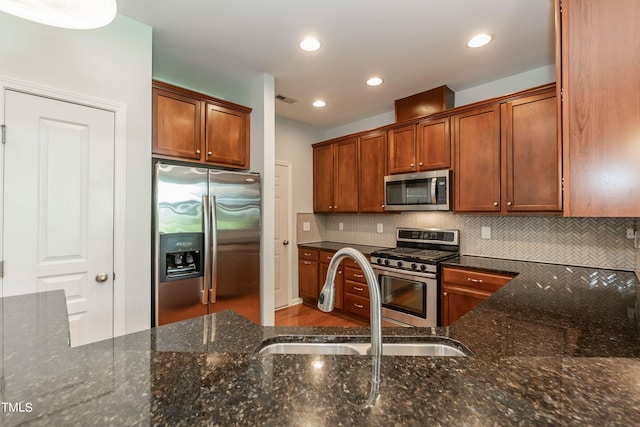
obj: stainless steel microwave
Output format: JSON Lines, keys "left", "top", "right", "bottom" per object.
{"left": 384, "top": 169, "right": 451, "bottom": 211}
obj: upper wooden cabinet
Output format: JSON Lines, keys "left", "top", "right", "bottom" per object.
{"left": 152, "top": 81, "right": 252, "bottom": 169}
{"left": 358, "top": 130, "right": 387, "bottom": 213}
{"left": 453, "top": 86, "right": 561, "bottom": 214}
{"left": 313, "top": 137, "right": 359, "bottom": 213}
{"left": 559, "top": 0, "right": 640, "bottom": 217}
{"left": 453, "top": 105, "right": 502, "bottom": 212}
{"left": 416, "top": 117, "right": 451, "bottom": 171}
{"left": 387, "top": 124, "right": 416, "bottom": 174}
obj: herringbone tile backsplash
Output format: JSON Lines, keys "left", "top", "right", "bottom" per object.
{"left": 313, "top": 213, "right": 638, "bottom": 271}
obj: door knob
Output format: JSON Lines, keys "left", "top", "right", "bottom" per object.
{"left": 282, "top": 240, "right": 289, "bottom": 246}
{"left": 95, "top": 272, "right": 109, "bottom": 283}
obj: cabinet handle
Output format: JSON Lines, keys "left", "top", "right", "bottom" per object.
{"left": 410, "top": 163, "right": 415, "bottom": 168}
{"left": 354, "top": 286, "right": 364, "bottom": 291}
{"left": 303, "top": 261, "right": 311, "bottom": 265}
{"left": 467, "top": 278, "right": 483, "bottom": 283}
{"left": 304, "top": 252, "right": 311, "bottom": 256}
{"left": 354, "top": 303, "right": 364, "bottom": 309}
{"left": 381, "top": 204, "right": 385, "bottom": 208}
{"left": 443, "top": 292, "right": 448, "bottom": 296}
{"left": 338, "top": 271, "right": 342, "bottom": 275}
{"left": 507, "top": 202, "right": 513, "bottom": 206}
{"left": 493, "top": 202, "right": 499, "bottom": 207}
{"left": 196, "top": 149, "right": 201, "bottom": 154}
{"left": 326, "top": 256, "right": 332, "bottom": 260}
{"left": 419, "top": 162, "right": 423, "bottom": 166}
{"left": 354, "top": 274, "right": 364, "bottom": 278}
{"left": 329, "top": 206, "right": 333, "bottom": 209}
{"left": 207, "top": 151, "right": 213, "bottom": 155}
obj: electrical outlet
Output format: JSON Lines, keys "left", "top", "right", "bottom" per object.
{"left": 339, "top": 222, "right": 344, "bottom": 231}
{"left": 627, "top": 228, "right": 637, "bottom": 239}
{"left": 377, "top": 223, "right": 384, "bottom": 233}
{"left": 303, "top": 221, "right": 311, "bottom": 232}
{"left": 481, "top": 226, "right": 491, "bottom": 239}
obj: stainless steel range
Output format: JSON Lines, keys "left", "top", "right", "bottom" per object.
{"left": 370, "top": 228, "right": 459, "bottom": 327}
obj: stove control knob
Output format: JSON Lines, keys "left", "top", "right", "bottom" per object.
{"left": 376, "top": 258, "right": 383, "bottom": 265}
{"left": 397, "top": 261, "right": 403, "bottom": 268}
{"left": 420, "top": 265, "right": 427, "bottom": 271}
{"left": 411, "top": 263, "right": 417, "bottom": 270}
{"left": 384, "top": 259, "right": 390, "bottom": 266}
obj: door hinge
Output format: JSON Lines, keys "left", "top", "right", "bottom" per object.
{"left": 112, "top": 272, "right": 116, "bottom": 281}
{"left": 1, "top": 125, "right": 5, "bottom": 144}
{"left": 0, "top": 260, "right": 4, "bottom": 278}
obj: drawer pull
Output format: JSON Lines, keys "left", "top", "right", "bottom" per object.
{"left": 304, "top": 252, "right": 311, "bottom": 256}
{"left": 467, "top": 278, "right": 483, "bottom": 284}
{"left": 354, "top": 274, "right": 364, "bottom": 278}
{"left": 354, "top": 286, "right": 364, "bottom": 291}
{"left": 303, "top": 261, "right": 311, "bottom": 265}
{"left": 354, "top": 303, "right": 364, "bottom": 309}
{"left": 326, "top": 256, "right": 332, "bottom": 260}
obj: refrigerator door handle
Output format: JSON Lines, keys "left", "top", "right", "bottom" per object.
{"left": 209, "top": 195, "right": 218, "bottom": 303}
{"left": 202, "top": 195, "right": 211, "bottom": 305}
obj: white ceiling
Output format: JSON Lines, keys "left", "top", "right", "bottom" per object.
{"left": 117, "top": 0, "right": 556, "bottom": 129}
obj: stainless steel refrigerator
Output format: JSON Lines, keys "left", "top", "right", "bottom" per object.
{"left": 152, "top": 163, "right": 261, "bottom": 326}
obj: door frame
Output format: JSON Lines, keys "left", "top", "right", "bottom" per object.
{"left": 275, "top": 160, "right": 293, "bottom": 308}
{"left": 0, "top": 75, "right": 127, "bottom": 337}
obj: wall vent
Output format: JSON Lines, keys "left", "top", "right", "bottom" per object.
{"left": 275, "top": 94, "right": 298, "bottom": 104}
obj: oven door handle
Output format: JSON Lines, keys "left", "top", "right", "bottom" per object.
{"left": 373, "top": 265, "right": 437, "bottom": 280}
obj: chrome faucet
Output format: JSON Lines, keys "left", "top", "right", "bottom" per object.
{"left": 318, "top": 247, "right": 382, "bottom": 407}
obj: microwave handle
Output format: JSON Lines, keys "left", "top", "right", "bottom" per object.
{"left": 430, "top": 178, "right": 437, "bottom": 204}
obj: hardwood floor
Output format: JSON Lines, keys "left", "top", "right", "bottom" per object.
{"left": 275, "top": 303, "right": 367, "bottom": 327}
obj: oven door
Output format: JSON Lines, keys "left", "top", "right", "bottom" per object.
{"left": 373, "top": 266, "right": 438, "bottom": 327}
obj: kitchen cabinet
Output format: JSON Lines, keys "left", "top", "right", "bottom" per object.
{"left": 358, "top": 130, "right": 387, "bottom": 213}
{"left": 343, "top": 257, "right": 371, "bottom": 321}
{"left": 453, "top": 86, "right": 560, "bottom": 213}
{"left": 319, "top": 251, "right": 343, "bottom": 310}
{"left": 559, "top": 0, "right": 640, "bottom": 217}
{"left": 298, "top": 249, "right": 319, "bottom": 302}
{"left": 152, "top": 81, "right": 251, "bottom": 169}
{"left": 441, "top": 267, "right": 513, "bottom": 326}
{"left": 387, "top": 124, "right": 416, "bottom": 175}
{"left": 453, "top": 105, "right": 502, "bottom": 212}
{"left": 313, "top": 137, "right": 358, "bottom": 213}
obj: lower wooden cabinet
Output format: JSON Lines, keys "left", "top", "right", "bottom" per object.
{"left": 319, "top": 251, "right": 343, "bottom": 310}
{"left": 343, "top": 257, "right": 370, "bottom": 322}
{"left": 298, "top": 249, "right": 319, "bottom": 301}
{"left": 441, "top": 267, "right": 513, "bottom": 326}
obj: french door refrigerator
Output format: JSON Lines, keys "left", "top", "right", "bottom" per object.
{"left": 152, "top": 163, "right": 261, "bottom": 326}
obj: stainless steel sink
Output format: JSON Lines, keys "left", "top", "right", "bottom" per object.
{"left": 258, "top": 338, "right": 468, "bottom": 357}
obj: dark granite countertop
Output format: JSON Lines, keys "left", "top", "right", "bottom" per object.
{"left": 297, "top": 241, "right": 389, "bottom": 256}
{"left": 1, "top": 255, "right": 640, "bottom": 425}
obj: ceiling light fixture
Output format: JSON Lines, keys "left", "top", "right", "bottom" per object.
{"left": 467, "top": 33, "right": 493, "bottom": 48}
{"left": 312, "top": 100, "right": 326, "bottom": 108}
{"left": 0, "top": 0, "right": 117, "bottom": 29}
{"left": 299, "top": 37, "right": 321, "bottom": 52}
{"left": 366, "top": 77, "right": 384, "bottom": 87}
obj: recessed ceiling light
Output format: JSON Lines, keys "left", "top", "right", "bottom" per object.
{"left": 312, "top": 100, "right": 326, "bottom": 108}
{"left": 467, "top": 33, "right": 493, "bottom": 48}
{"left": 300, "top": 37, "right": 321, "bottom": 52}
{"left": 366, "top": 77, "right": 384, "bottom": 87}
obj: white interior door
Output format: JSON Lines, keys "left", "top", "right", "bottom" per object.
{"left": 2, "top": 89, "right": 115, "bottom": 346}
{"left": 274, "top": 162, "right": 291, "bottom": 309}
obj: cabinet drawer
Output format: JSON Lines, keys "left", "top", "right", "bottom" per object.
{"left": 345, "top": 281, "right": 369, "bottom": 298}
{"left": 343, "top": 256, "right": 370, "bottom": 269}
{"left": 344, "top": 267, "right": 367, "bottom": 284}
{"left": 442, "top": 267, "right": 513, "bottom": 292}
{"left": 319, "top": 250, "right": 336, "bottom": 263}
{"left": 299, "top": 248, "right": 319, "bottom": 261}
{"left": 345, "top": 293, "right": 370, "bottom": 318}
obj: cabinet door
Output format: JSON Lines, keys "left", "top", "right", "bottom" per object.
{"left": 298, "top": 259, "right": 319, "bottom": 300}
{"left": 204, "top": 103, "right": 249, "bottom": 169}
{"left": 416, "top": 117, "right": 450, "bottom": 171}
{"left": 453, "top": 105, "right": 501, "bottom": 212}
{"left": 313, "top": 144, "right": 334, "bottom": 213}
{"left": 152, "top": 88, "right": 202, "bottom": 160}
{"left": 561, "top": 0, "right": 640, "bottom": 216}
{"left": 387, "top": 125, "right": 416, "bottom": 174}
{"left": 359, "top": 131, "right": 387, "bottom": 212}
{"left": 333, "top": 137, "right": 359, "bottom": 213}
{"left": 504, "top": 91, "right": 561, "bottom": 212}
{"left": 441, "top": 284, "right": 492, "bottom": 326}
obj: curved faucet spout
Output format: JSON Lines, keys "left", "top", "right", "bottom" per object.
{"left": 317, "top": 247, "right": 382, "bottom": 407}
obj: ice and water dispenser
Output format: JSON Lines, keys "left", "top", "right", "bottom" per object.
{"left": 159, "top": 233, "right": 204, "bottom": 282}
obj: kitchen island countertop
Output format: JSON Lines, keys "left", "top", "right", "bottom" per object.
{"left": 1, "top": 256, "right": 640, "bottom": 425}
